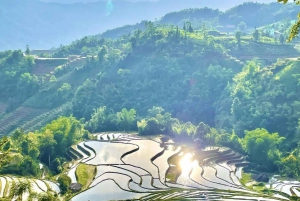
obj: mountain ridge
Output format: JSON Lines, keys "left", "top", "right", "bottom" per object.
{"left": 0, "top": 0, "right": 280, "bottom": 51}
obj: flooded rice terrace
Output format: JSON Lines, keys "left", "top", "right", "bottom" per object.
{"left": 68, "top": 133, "right": 292, "bottom": 201}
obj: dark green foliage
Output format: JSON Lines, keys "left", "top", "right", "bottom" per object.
{"left": 37, "top": 192, "right": 56, "bottom": 201}
{"left": 0, "top": 116, "right": 88, "bottom": 176}
{"left": 0, "top": 50, "right": 38, "bottom": 109}
{"left": 10, "top": 180, "right": 31, "bottom": 201}
{"left": 222, "top": 60, "right": 300, "bottom": 142}
{"left": 235, "top": 31, "right": 242, "bottom": 45}
{"left": 238, "top": 21, "right": 247, "bottom": 31}
{"left": 137, "top": 107, "right": 174, "bottom": 135}
{"left": 25, "top": 45, "right": 30, "bottom": 55}
{"left": 69, "top": 25, "right": 239, "bottom": 127}
{"left": 57, "top": 175, "right": 71, "bottom": 194}
{"left": 253, "top": 29, "right": 260, "bottom": 41}
{"left": 243, "top": 128, "right": 283, "bottom": 171}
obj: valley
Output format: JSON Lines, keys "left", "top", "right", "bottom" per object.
{"left": 1, "top": 1, "right": 300, "bottom": 200}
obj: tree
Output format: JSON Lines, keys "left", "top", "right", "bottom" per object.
{"left": 278, "top": 0, "right": 300, "bottom": 41}
{"left": 116, "top": 108, "right": 136, "bottom": 131}
{"left": 175, "top": 26, "right": 180, "bottom": 40}
{"left": 57, "top": 175, "right": 71, "bottom": 194}
{"left": 49, "top": 75, "right": 57, "bottom": 83}
{"left": 12, "top": 129, "right": 25, "bottom": 141}
{"left": 279, "top": 152, "right": 300, "bottom": 177}
{"left": 147, "top": 106, "right": 165, "bottom": 117}
{"left": 195, "top": 122, "right": 210, "bottom": 140}
{"left": 29, "top": 147, "right": 40, "bottom": 159}
{"left": 138, "top": 118, "right": 161, "bottom": 135}
{"left": 253, "top": 29, "right": 259, "bottom": 41}
{"left": 25, "top": 45, "right": 30, "bottom": 55}
{"left": 238, "top": 21, "right": 247, "bottom": 32}
{"left": 19, "top": 156, "right": 41, "bottom": 176}
{"left": 188, "top": 22, "right": 194, "bottom": 33}
{"left": 98, "top": 46, "right": 108, "bottom": 63}
{"left": 201, "top": 23, "right": 207, "bottom": 39}
{"left": 37, "top": 192, "right": 56, "bottom": 201}
{"left": 21, "top": 140, "right": 29, "bottom": 155}
{"left": 10, "top": 180, "right": 32, "bottom": 201}
{"left": 235, "top": 31, "right": 242, "bottom": 46}
{"left": 243, "top": 128, "right": 284, "bottom": 171}
{"left": 0, "top": 137, "right": 10, "bottom": 167}
{"left": 39, "top": 129, "right": 57, "bottom": 166}
{"left": 183, "top": 23, "right": 186, "bottom": 31}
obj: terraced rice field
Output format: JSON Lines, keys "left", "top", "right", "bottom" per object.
{"left": 67, "top": 133, "right": 293, "bottom": 201}
{"left": 266, "top": 177, "right": 300, "bottom": 197}
{"left": 19, "top": 103, "right": 70, "bottom": 133}
{"left": 0, "top": 106, "right": 48, "bottom": 135}
{"left": 0, "top": 175, "right": 59, "bottom": 201}
{"left": 0, "top": 103, "right": 7, "bottom": 117}
{"left": 32, "top": 58, "right": 68, "bottom": 76}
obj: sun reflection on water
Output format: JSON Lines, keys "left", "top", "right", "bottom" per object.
{"left": 179, "top": 153, "right": 197, "bottom": 178}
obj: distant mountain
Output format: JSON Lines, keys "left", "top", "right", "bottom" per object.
{"left": 41, "top": 0, "right": 274, "bottom": 5}
{"left": 100, "top": 2, "right": 298, "bottom": 40}
{"left": 0, "top": 0, "right": 287, "bottom": 51}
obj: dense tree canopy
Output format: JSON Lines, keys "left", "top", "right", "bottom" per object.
{"left": 0, "top": 116, "right": 89, "bottom": 176}
{"left": 278, "top": 0, "right": 300, "bottom": 41}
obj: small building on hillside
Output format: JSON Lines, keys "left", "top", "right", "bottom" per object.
{"left": 69, "top": 183, "right": 83, "bottom": 192}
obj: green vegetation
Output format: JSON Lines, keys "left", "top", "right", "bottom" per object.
{"left": 75, "top": 164, "right": 96, "bottom": 190}
{"left": 243, "top": 129, "right": 283, "bottom": 171}
{"left": 278, "top": 0, "right": 300, "bottom": 41}
{"left": 240, "top": 173, "right": 251, "bottom": 186}
{"left": 10, "top": 180, "right": 31, "bottom": 201}
{"left": 57, "top": 175, "right": 71, "bottom": 195}
{"left": 0, "top": 116, "right": 90, "bottom": 176}
{"left": 0, "top": 2, "right": 300, "bottom": 194}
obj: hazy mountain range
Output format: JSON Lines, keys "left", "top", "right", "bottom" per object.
{"left": 41, "top": 0, "right": 274, "bottom": 4}
{"left": 0, "top": 0, "right": 286, "bottom": 50}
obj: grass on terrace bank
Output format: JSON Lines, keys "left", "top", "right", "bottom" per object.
{"left": 75, "top": 163, "right": 96, "bottom": 190}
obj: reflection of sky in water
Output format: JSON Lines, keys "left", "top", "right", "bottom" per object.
{"left": 85, "top": 141, "right": 137, "bottom": 165}
{"left": 123, "top": 140, "right": 164, "bottom": 178}
{"left": 72, "top": 179, "right": 148, "bottom": 201}
{"left": 106, "top": 0, "right": 114, "bottom": 16}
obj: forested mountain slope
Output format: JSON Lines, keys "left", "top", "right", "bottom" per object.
{"left": 0, "top": 0, "right": 295, "bottom": 50}
{"left": 2, "top": 3, "right": 300, "bottom": 198}
{"left": 1, "top": 20, "right": 300, "bottom": 138}
{"left": 99, "top": 2, "right": 299, "bottom": 39}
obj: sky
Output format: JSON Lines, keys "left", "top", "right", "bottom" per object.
{"left": 41, "top": 0, "right": 276, "bottom": 3}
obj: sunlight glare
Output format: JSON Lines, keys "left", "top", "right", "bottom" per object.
{"left": 180, "top": 153, "right": 197, "bottom": 178}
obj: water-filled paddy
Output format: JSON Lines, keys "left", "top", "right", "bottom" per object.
{"left": 153, "top": 145, "right": 181, "bottom": 184}
{"left": 91, "top": 165, "right": 141, "bottom": 186}
{"left": 84, "top": 141, "right": 138, "bottom": 165}
{"left": 71, "top": 179, "right": 149, "bottom": 201}
{"left": 67, "top": 134, "right": 294, "bottom": 201}
{"left": 0, "top": 177, "right": 5, "bottom": 197}
{"left": 122, "top": 140, "right": 163, "bottom": 178}
{"left": 35, "top": 179, "right": 48, "bottom": 192}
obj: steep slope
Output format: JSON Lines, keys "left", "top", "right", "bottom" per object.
{"left": 1, "top": 9, "right": 300, "bottom": 137}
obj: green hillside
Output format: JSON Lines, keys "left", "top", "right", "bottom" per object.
{"left": 1, "top": 20, "right": 300, "bottom": 135}
{"left": 1, "top": 2, "right": 300, "bottom": 200}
